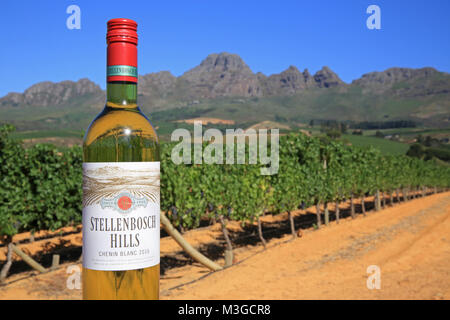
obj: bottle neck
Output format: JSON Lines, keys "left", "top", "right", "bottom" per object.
{"left": 106, "top": 39, "right": 138, "bottom": 108}
{"left": 106, "top": 81, "right": 137, "bottom": 108}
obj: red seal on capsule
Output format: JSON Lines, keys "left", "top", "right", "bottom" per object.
{"left": 106, "top": 18, "right": 138, "bottom": 83}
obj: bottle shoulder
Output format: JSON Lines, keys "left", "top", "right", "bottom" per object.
{"left": 83, "top": 106, "right": 159, "bottom": 148}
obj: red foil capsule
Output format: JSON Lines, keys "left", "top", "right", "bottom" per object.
{"left": 106, "top": 18, "right": 138, "bottom": 83}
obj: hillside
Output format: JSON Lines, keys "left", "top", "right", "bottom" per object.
{"left": 1, "top": 52, "right": 450, "bottom": 133}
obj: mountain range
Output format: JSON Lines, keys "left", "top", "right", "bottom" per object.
{"left": 1, "top": 52, "right": 449, "bottom": 133}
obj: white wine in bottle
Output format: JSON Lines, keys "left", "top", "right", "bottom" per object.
{"left": 82, "top": 18, "right": 160, "bottom": 300}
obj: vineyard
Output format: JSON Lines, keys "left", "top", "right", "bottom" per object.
{"left": 1, "top": 123, "right": 450, "bottom": 282}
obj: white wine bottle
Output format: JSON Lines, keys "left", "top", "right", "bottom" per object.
{"left": 82, "top": 18, "right": 160, "bottom": 300}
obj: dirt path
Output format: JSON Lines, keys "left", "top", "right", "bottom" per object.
{"left": 165, "top": 192, "right": 450, "bottom": 300}
{"left": 1, "top": 192, "right": 449, "bottom": 300}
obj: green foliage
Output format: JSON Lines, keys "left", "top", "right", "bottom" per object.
{"left": 326, "top": 129, "right": 342, "bottom": 139}
{"left": 0, "top": 125, "right": 82, "bottom": 236}
{"left": 0, "top": 124, "right": 30, "bottom": 236}
{"left": 407, "top": 143, "right": 450, "bottom": 162}
{"left": 161, "top": 132, "right": 450, "bottom": 230}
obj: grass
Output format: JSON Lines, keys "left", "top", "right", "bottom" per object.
{"left": 363, "top": 127, "right": 450, "bottom": 137}
{"left": 11, "top": 130, "right": 84, "bottom": 140}
{"left": 342, "top": 134, "right": 410, "bottom": 155}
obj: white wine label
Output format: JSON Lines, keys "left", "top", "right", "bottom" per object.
{"left": 82, "top": 162, "right": 160, "bottom": 271}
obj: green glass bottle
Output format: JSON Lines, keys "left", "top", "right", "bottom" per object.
{"left": 82, "top": 18, "right": 160, "bottom": 300}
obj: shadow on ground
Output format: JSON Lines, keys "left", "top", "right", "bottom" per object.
{"left": 2, "top": 193, "right": 429, "bottom": 278}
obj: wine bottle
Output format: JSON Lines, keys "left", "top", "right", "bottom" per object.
{"left": 82, "top": 18, "right": 160, "bottom": 300}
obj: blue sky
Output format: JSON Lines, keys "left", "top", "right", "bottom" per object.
{"left": 1, "top": 0, "right": 449, "bottom": 96}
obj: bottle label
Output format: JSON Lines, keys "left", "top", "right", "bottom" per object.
{"left": 82, "top": 162, "right": 160, "bottom": 271}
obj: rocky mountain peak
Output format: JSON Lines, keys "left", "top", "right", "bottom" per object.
{"left": 138, "top": 71, "right": 177, "bottom": 97}
{"left": 179, "top": 52, "right": 260, "bottom": 99}
{"left": 1, "top": 78, "right": 102, "bottom": 107}
{"left": 313, "top": 66, "right": 344, "bottom": 88}
{"left": 192, "top": 52, "right": 253, "bottom": 74}
{"left": 285, "top": 65, "right": 300, "bottom": 73}
{"left": 351, "top": 67, "right": 449, "bottom": 97}
{"left": 302, "top": 68, "right": 314, "bottom": 85}
{"left": 302, "top": 68, "right": 312, "bottom": 77}
{"left": 353, "top": 67, "right": 439, "bottom": 87}
{"left": 259, "top": 65, "right": 315, "bottom": 95}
